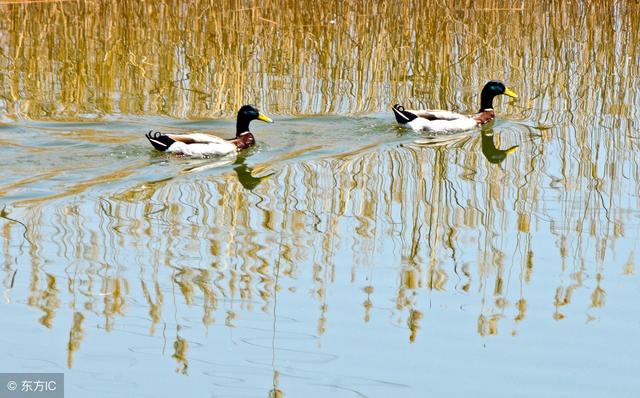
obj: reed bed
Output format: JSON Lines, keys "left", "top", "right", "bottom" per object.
{"left": 0, "top": 0, "right": 638, "bottom": 120}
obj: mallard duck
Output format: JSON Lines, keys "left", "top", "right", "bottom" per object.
{"left": 392, "top": 80, "right": 518, "bottom": 132}
{"left": 145, "top": 105, "right": 273, "bottom": 157}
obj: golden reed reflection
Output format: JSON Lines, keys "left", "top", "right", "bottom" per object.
{"left": 2, "top": 125, "right": 634, "bottom": 365}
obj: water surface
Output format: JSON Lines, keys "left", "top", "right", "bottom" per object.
{"left": 1, "top": 1, "right": 640, "bottom": 397}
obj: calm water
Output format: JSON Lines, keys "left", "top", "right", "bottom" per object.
{"left": 1, "top": 1, "right": 640, "bottom": 397}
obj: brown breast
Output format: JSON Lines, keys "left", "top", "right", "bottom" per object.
{"left": 232, "top": 132, "right": 255, "bottom": 150}
{"left": 473, "top": 110, "right": 496, "bottom": 125}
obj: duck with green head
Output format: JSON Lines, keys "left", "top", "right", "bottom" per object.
{"left": 392, "top": 80, "right": 518, "bottom": 132}
{"left": 146, "top": 105, "right": 273, "bottom": 157}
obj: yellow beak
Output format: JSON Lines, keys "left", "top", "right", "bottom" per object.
{"left": 505, "top": 145, "right": 519, "bottom": 155}
{"left": 504, "top": 88, "right": 518, "bottom": 99}
{"left": 257, "top": 113, "right": 274, "bottom": 123}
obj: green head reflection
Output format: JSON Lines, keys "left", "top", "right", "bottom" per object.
{"left": 481, "top": 128, "right": 519, "bottom": 164}
{"left": 233, "top": 156, "right": 275, "bottom": 191}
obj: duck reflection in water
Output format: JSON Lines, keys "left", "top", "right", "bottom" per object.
{"left": 121, "top": 155, "right": 273, "bottom": 202}
{"left": 181, "top": 155, "right": 274, "bottom": 191}
{"left": 481, "top": 127, "right": 519, "bottom": 164}
{"left": 233, "top": 157, "right": 275, "bottom": 191}
{"left": 408, "top": 126, "right": 519, "bottom": 165}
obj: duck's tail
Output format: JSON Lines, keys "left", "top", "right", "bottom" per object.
{"left": 145, "top": 131, "right": 175, "bottom": 152}
{"left": 392, "top": 104, "right": 418, "bottom": 124}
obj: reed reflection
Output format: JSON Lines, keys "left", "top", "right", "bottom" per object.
{"left": 0, "top": 130, "right": 631, "bottom": 365}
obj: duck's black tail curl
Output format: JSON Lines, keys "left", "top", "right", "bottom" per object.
{"left": 145, "top": 131, "right": 175, "bottom": 152}
{"left": 392, "top": 104, "right": 418, "bottom": 124}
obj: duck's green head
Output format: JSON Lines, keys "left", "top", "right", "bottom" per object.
{"left": 236, "top": 105, "right": 273, "bottom": 135}
{"left": 480, "top": 81, "right": 518, "bottom": 111}
{"left": 238, "top": 105, "right": 273, "bottom": 123}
